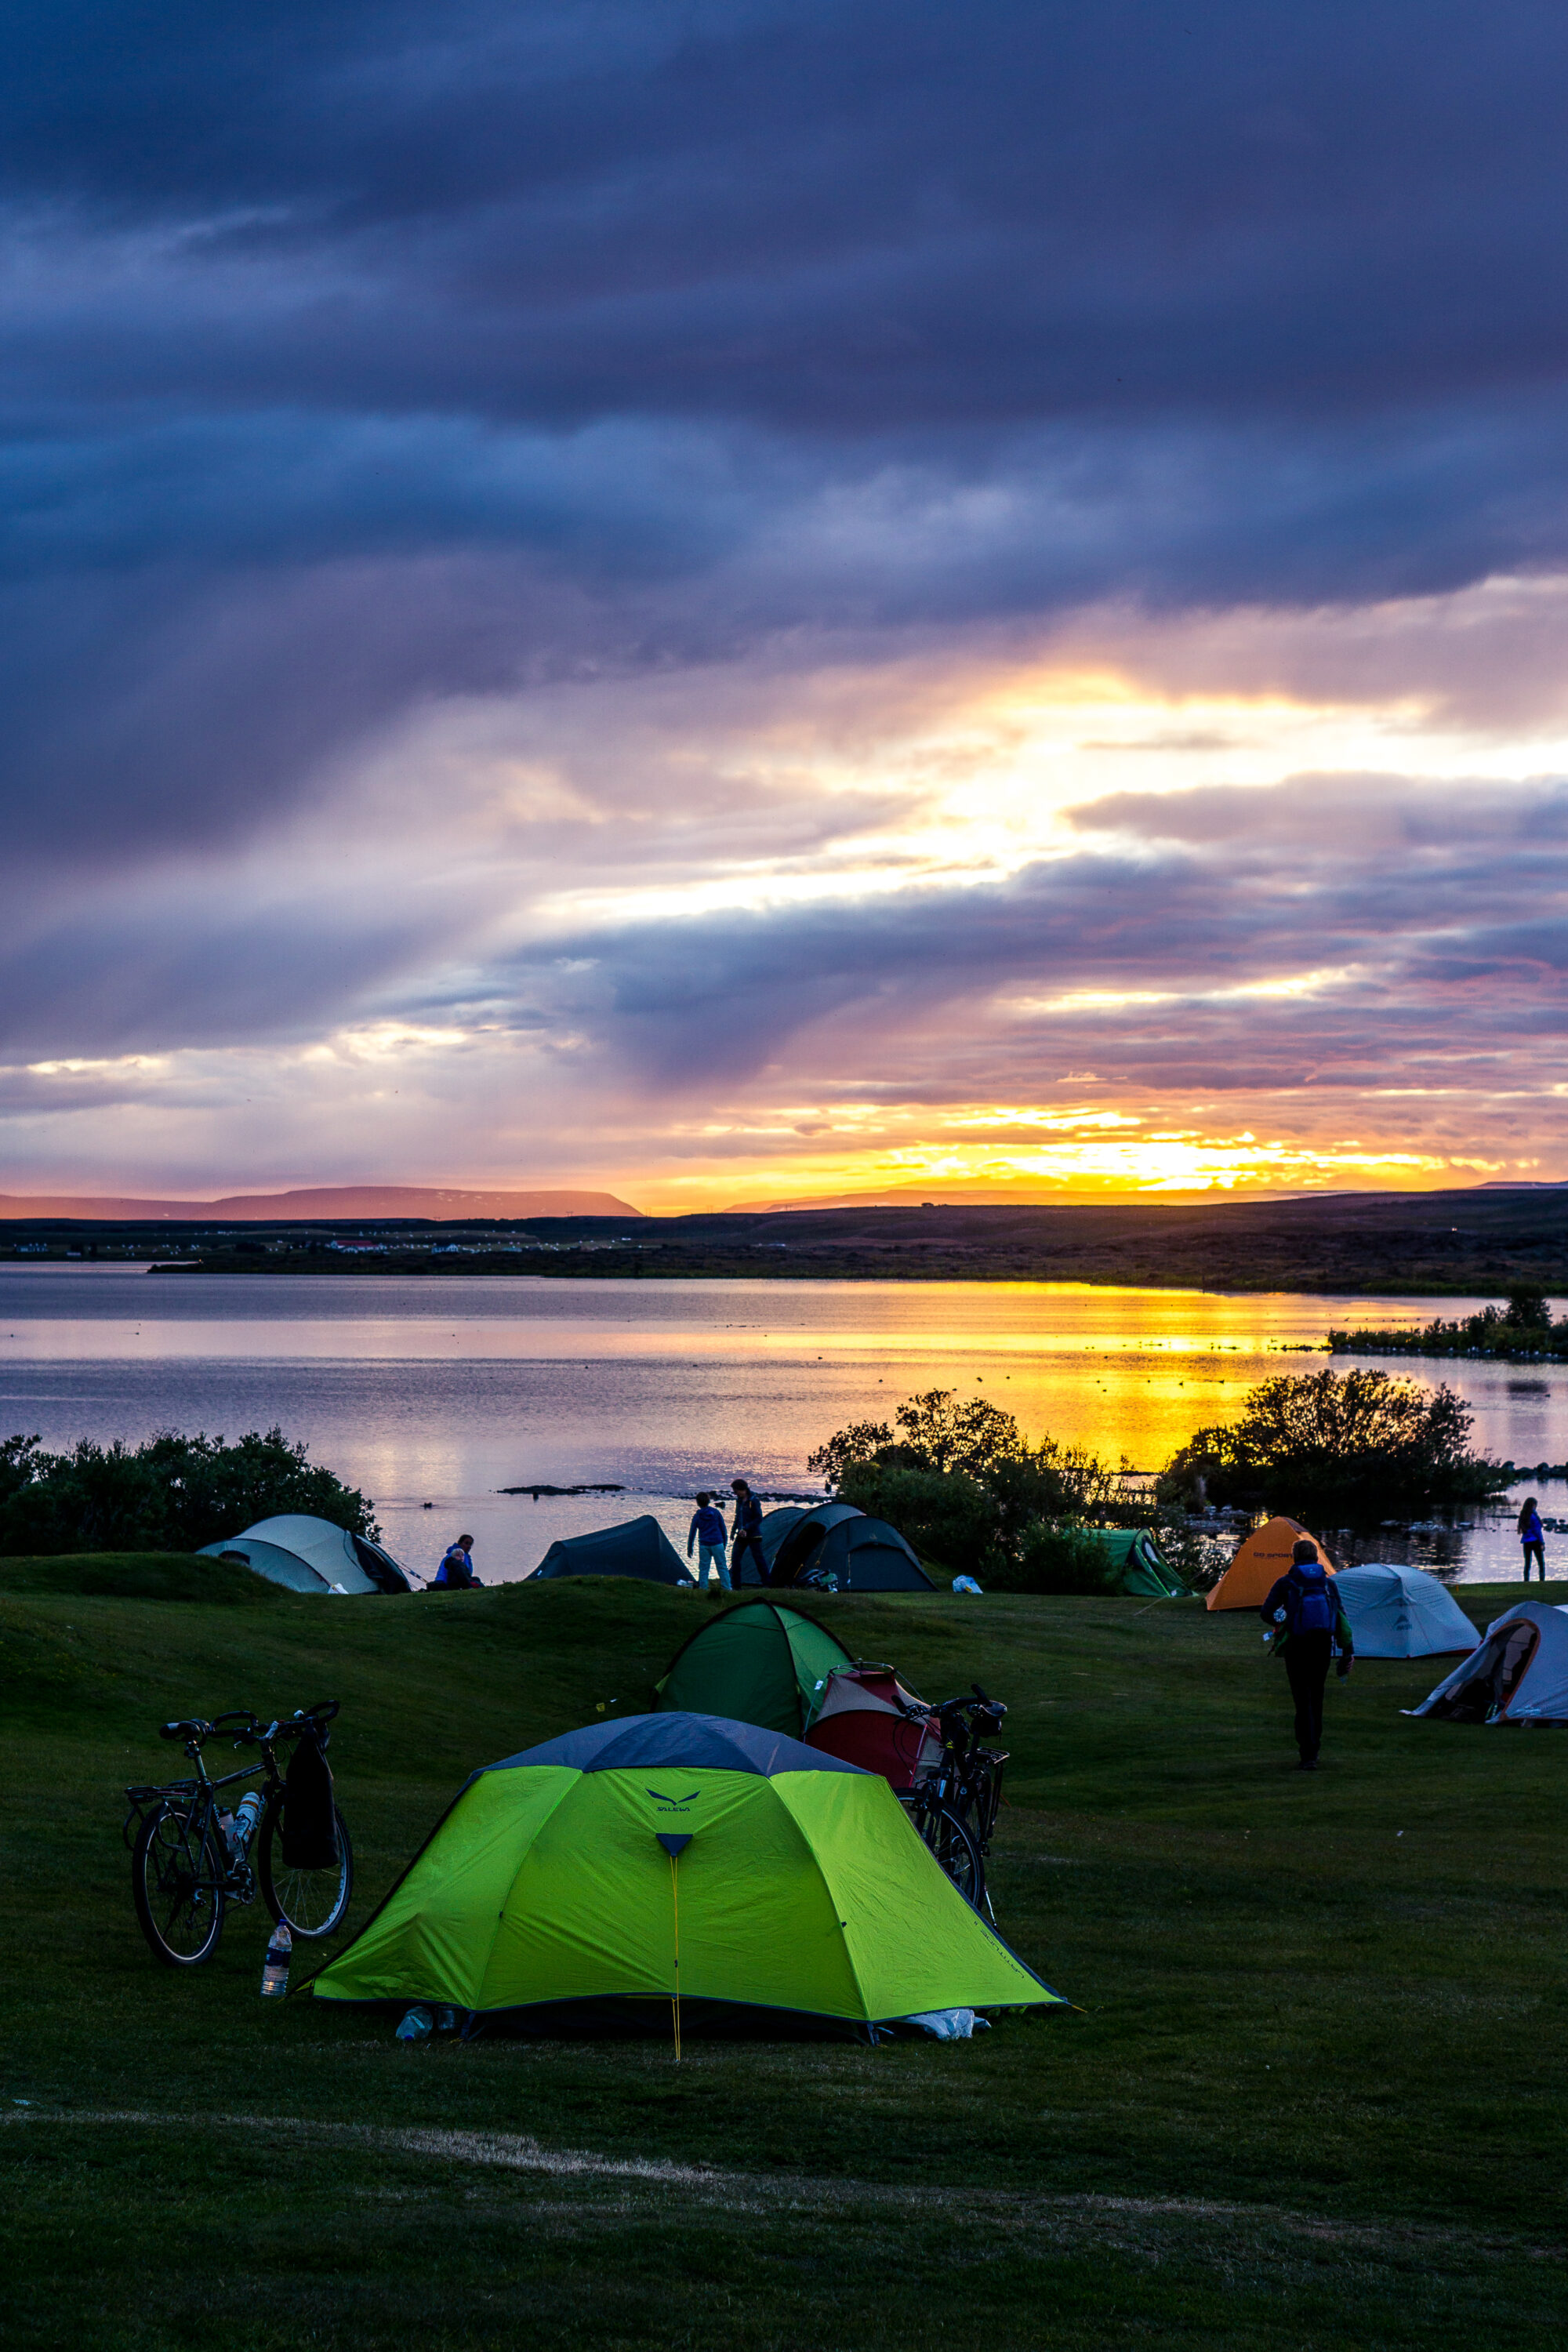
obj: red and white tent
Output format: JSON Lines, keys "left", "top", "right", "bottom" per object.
{"left": 804, "top": 1666, "right": 942, "bottom": 1787}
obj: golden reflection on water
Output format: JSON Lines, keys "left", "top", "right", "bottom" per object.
{"left": 0, "top": 1276, "right": 1475, "bottom": 1475}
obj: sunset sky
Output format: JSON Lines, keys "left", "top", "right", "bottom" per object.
{"left": 6, "top": 2, "right": 1568, "bottom": 1211}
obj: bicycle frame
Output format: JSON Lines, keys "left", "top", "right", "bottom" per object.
{"left": 124, "top": 1707, "right": 333, "bottom": 1904}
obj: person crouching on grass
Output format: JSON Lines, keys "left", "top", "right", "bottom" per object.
{"left": 1260, "top": 1537, "right": 1354, "bottom": 1773}
{"left": 687, "top": 1492, "right": 731, "bottom": 1592}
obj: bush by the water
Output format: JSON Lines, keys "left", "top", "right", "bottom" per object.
{"left": 811, "top": 1388, "right": 1134, "bottom": 1590}
{"left": 0, "top": 1427, "right": 377, "bottom": 1556}
{"left": 1328, "top": 1283, "right": 1568, "bottom": 1363}
{"left": 1161, "top": 1367, "right": 1505, "bottom": 1523}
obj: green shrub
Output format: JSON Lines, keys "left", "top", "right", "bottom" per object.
{"left": 0, "top": 1427, "right": 377, "bottom": 1556}
{"left": 836, "top": 1461, "right": 1000, "bottom": 1577}
{"left": 982, "top": 1519, "right": 1116, "bottom": 1595}
{"left": 1165, "top": 1367, "right": 1504, "bottom": 1523}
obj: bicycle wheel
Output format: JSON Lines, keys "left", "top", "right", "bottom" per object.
{"left": 258, "top": 1798, "right": 353, "bottom": 1937}
{"left": 132, "top": 1804, "right": 227, "bottom": 1965}
{"left": 918, "top": 1803, "right": 985, "bottom": 1909}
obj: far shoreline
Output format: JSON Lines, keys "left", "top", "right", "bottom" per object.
{"left": 3, "top": 1183, "right": 1566, "bottom": 1308}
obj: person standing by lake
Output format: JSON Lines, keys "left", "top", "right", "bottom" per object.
{"left": 688, "top": 1492, "right": 731, "bottom": 1592}
{"left": 1260, "top": 1537, "right": 1353, "bottom": 1773}
{"left": 730, "top": 1479, "right": 768, "bottom": 1586}
{"left": 1518, "top": 1496, "right": 1547, "bottom": 1581}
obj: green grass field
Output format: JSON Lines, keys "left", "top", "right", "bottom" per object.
{"left": 2, "top": 1558, "right": 1563, "bottom": 2350}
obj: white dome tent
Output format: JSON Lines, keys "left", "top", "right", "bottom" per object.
{"left": 1409, "top": 1602, "right": 1568, "bottom": 1726}
{"left": 1333, "top": 1566, "right": 1478, "bottom": 1658}
{"left": 199, "top": 1513, "right": 412, "bottom": 1595}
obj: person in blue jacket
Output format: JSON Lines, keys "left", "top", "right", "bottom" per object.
{"left": 434, "top": 1534, "right": 480, "bottom": 1588}
{"left": 729, "top": 1479, "right": 768, "bottom": 1586}
{"left": 1518, "top": 1496, "right": 1546, "bottom": 1581}
{"left": 1260, "top": 1537, "right": 1353, "bottom": 1771}
{"left": 687, "top": 1492, "right": 731, "bottom": 1591}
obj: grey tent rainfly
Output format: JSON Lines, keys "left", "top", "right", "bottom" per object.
{"left": 199, "top": 1514, "right": 412, "bottom": 1595}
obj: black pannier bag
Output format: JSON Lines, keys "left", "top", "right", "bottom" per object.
{"left": 281, "top": 1731, "right": 338, "bottom": 1870}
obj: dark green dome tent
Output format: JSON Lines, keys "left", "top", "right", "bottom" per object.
{"left": 1080, "top": 1527, "right": 1190, "bottom": 1599}
{"left": 308, "top": 1712, "right": 1062, "bottom": 2033}
{"left": 532, "top": 1515, "right": 691, "bottom": 1584}
{"left": 746, "top": 1500, "right": 935, "bottom": 1591}
{"left": 752, "top": 1500, "right": 863, "bottom": 1582}
{"left": 786, "top": 1515, "right": 934, "bottom": 1594}
{"left": 655, "top": 1601, "right": 855, "bottom": 1736}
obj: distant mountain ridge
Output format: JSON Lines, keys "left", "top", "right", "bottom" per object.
{"left": 0, "top": 1185, "right": 642, "bottom": 1222}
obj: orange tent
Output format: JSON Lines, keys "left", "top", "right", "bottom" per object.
{"left": 1207, "top": 1515, "right": 1333, "bottom": 1611}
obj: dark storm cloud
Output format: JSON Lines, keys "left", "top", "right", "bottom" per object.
{"left": 0, "top": 890, "right": 441, "bottom": 1056}
{"left": 9, "top": 0, "right": 1568, "bottom": 1038}
{"left": 499, "top": 775, "right": 1568, "bottom": 1088}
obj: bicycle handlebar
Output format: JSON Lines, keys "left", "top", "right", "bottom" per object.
{"left": 155, "top": 1699, "right": 339, "bottom": 1749}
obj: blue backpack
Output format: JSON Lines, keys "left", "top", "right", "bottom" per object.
{"left": 1288, "top": 1564, "right": 1335, "bottom": 1635}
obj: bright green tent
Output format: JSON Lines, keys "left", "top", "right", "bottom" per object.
{"left": 309, "top": 1714, "right": 1061, "bottom": 2027}
{"left": 1083, "top": 1527, "right": 1190, "bottom": 1598}
{"left": 655, "top": 1601, "right": 854, "bottom": 1736}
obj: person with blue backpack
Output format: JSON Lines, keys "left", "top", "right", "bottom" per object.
{"left": 1260, "top": 1537, "right": 1354, "bottom": 1771}
{"left": 687, "top": 1491, "right": 731, "bottom": 1591}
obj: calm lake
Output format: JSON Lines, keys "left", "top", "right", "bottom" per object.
{"left": 1, "top": 1269, "right": 1559, "bottom": 1584}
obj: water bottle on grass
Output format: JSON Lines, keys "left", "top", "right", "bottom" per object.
{"left": 260, "top": 1922, "right": 292, "bottom": 1998}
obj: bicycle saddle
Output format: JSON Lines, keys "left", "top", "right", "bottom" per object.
{"left": 159, "top": 1718, "right": 212, "bottom": 1742}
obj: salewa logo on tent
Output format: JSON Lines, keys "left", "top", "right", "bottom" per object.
{"left": 647, "top": 1787, "right": 700, "bottom": 1810}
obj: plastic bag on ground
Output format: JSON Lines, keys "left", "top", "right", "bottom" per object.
{"left": 902, "top": 2007, "right": 989, "bottom": 2039}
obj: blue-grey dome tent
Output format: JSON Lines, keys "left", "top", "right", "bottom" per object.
{"left": 532, "top": 1514, "right": 693, "bottom": 1584}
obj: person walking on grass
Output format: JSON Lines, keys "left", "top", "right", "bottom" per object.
{"left": 730, "top": 1479, "right": 768, "bottom": 1586}
{"left": 688, "top": 1492, "right": 731, "bottom": 1592}
{"left": 1518, "top": 1495, "right": 1547, "bottom": 1581}
{"left": 1260, "top": 1537, "right": 1353, "bottom": 1772}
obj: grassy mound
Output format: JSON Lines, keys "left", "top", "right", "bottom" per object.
{"left": 0, "top": 1549, "right": 279, "bottom": 1605}
{"left": 2, "top": 1572, "right": 1565, "bottom": 2349}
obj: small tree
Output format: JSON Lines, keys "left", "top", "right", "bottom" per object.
{"left": 835, "top": 1460, "right": 1000, "bottom": 1577}
{"left": 1166, "top": 1367, "right": 1503, "bottom": 1523}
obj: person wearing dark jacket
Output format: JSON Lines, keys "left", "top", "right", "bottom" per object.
{"left": 1260, "top": 1538, "right": 1353, "bottom": 1771}
{"left": 730, "top": 1479, "right": 768, "bottom": 1585}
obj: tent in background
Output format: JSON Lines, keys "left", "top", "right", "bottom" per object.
{"left": 787, "top": 1515, "right": 934, "bottom": 1593}
{"left": 805, "top": 1666, "right": 941, "bottom": 1786}
{"left": 1207, "top": 1515, "right": 1330, "bottom": 1610}
{"left": 1080, "top": 1526, "right": 1191, "bottom": 1598}
{"left": 199, "top": 1513, "right": 411, "bottom": 1595}
{"left": 307, "top": 1711, "right": 1062, "bottom": 2030}
{"left": 1333, "top": 1565, "right": 1478, "bottom": 1658}
{"left": 753, "top": 1500, "right": 863, "bottom": 1583}
{"left": 532, "top": 1515, "right": 691, "bottom": 1584}
{"left": 655, "top": 1601, "right": 854, "bottom": 1736}
{"left": 1410, "top": 1602, "right": 1568, "bottom": 1725}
